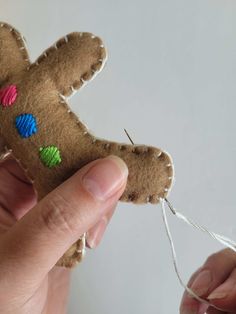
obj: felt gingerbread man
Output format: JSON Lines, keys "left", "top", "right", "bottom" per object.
{"left": 0, "top": 22, "right": 174, "bottom": 267}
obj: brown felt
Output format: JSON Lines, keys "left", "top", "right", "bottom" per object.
{"left": 32, "top": 33, "right": 106, "bottom": 97}
{"left": 0, "top": 22, "right": 174, "bottom": 268}
{"left": 0, "top": 23, "right": 29, "bottom": 85}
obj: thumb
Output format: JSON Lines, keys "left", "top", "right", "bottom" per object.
{"left": 0, "top": 155, "right": 128, "bottom": 282}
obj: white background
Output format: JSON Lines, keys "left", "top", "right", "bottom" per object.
{"left": 1, "top": 1, "right": 236, "bottom": 313}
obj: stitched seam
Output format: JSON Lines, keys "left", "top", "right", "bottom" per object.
{"left": 125, "top": 147, "right": 174, "bottom": 203}
{"left": 0, "top": 22, "right": 30, "bottom": 64}
{"left": 28, "top": 32, "right": 107, "bottom": 98}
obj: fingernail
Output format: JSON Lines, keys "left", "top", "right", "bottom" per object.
{"left": 86, "top": 217, "right": 108, "bottom": 249}
{"left": 82, "top": 155, "right": 128, "bottom": 201}
{"left": 190, "top": 270, "right": 212, "bottom": 296}
{"left": 208, "top": 290, "right": 228, "bottom": 300}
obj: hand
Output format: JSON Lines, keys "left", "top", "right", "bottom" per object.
{"left": 180, "top": 248, "right": 236, "bottom": 314}
{"left": 0, "top": 148, "right": 128, "bottom": 314}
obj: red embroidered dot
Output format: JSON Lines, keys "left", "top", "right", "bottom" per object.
{"left": 0, "top": 85, "right": 18, "bottom": 107}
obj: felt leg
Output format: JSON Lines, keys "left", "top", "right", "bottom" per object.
{"left": 54, "top": 136, "right": 174, "bottom": 268}
{"left": 93, "top": 139, "right": 174, "bottom": 204}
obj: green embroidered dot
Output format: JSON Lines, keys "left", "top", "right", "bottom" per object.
{"left": 39, "top": 145, "right": 62, "bottom": 168}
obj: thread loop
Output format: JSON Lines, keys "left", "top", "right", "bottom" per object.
{"left": 161, "top": 198, "right": 236, "bottom": 309}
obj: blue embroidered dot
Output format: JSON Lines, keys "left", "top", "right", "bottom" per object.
{"left": 15, "top": 113, "right": 38, "bottom": 138}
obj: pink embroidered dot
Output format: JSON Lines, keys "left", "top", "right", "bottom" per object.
{"left": 0, "top": 85, "right": 18, "bottom": 107}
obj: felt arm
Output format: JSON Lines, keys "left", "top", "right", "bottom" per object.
{"left": 0, "top": 23, "right": 30, "bottom": 84}
{"left": 31, "top": 32, "right": 107, "bottom": 97}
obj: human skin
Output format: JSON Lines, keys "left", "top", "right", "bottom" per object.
{"left": 180, "top": 249, "right": 236, "bottom": 314}
{"left": 0, "top": 140, "right": 128, "bottom": 314}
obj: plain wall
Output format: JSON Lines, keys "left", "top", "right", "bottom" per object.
{"left": 1, "top": 1, "right": 236, "bottom": 313}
